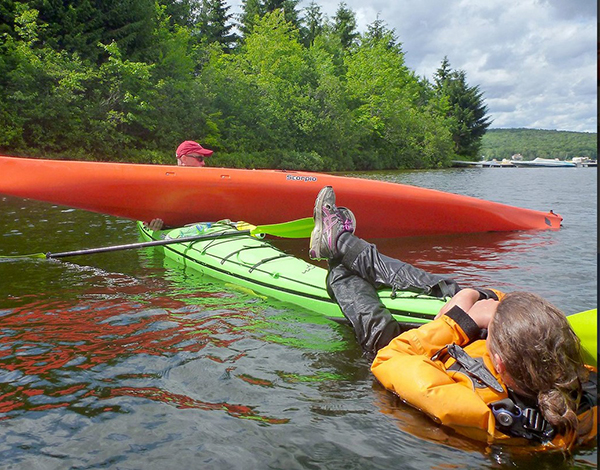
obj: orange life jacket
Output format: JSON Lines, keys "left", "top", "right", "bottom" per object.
{"left": 371, "top": 313, "right": 598, "bottom": 449}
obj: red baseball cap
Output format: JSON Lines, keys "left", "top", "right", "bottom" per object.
{"left": 176, "top": 141, "right": 214, "bottom": 158}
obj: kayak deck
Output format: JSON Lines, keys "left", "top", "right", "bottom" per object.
{"left": 137, "top": 221, "right": 448, "bottom": 324}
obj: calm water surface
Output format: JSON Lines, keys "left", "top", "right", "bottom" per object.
{"left": 0, "top": 167, "right": 596, "bottom": 469}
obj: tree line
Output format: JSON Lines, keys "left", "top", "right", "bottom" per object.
{"left": 480, "top": 129, "right": 597, "bottom": 161}
{"left": 0, "top": 0, "right": 491, "bottom": 170}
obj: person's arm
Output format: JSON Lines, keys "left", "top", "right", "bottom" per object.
{"left": 374, "top": 303, "right": 482, "bottom": 364}
{"left": 436, "top": 288, "right": 481, "bottom": 318}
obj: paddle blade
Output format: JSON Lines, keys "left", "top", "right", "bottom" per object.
{"left": 252, "top": 217, "right": 314, "bottom": 238}
{"left": 567, "top": 309, "right": 597, "bottom": 367}
{"left": 0, "top": 252, "right": 47, "bottom": 260}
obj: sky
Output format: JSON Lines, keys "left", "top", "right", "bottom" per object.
{"left": 230, "top": 0, "right": 598, "bottom": 133}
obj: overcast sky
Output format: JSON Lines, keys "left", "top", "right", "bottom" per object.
{"left": 230, "top": 0, "right": 597, "bottom": 133}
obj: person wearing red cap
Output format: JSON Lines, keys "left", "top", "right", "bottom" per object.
{"left": 146, "top": 141, "right": 214, "bottom": 230}
{"left": 175, "top": 140, "right": 214, "bottom": 167}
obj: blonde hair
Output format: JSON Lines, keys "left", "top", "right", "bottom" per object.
{"left": 487, "top": 292, "right": 587, "bottom": 448}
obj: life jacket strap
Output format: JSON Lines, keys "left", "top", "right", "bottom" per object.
{"left": 446, "top": 343, "right": 504, "bottom": 392}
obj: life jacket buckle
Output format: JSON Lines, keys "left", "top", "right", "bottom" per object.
{"left": 490, "top": 398, "right": 555, "bottom": 441}
{"left": 490, "top": 399, "right": 522, "bottom": 427}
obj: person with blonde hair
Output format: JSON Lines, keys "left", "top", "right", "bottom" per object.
{"left": 309, "top": 186, "right": 596, "bottom": 450}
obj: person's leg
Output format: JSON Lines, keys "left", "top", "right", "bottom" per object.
{"left": 327, "top": 262, "right": 402, "bottom": 357}
{"left": 309, "top": 185, "right": 460, "bottom": 299}
{"left": 309, "top": 186, "right": 461, "bottom": 357}
{"left": 337, "top": 232, "right": 460, "bottom": 298}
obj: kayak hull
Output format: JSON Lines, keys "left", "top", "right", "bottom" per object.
{"left": 0, "top": 156, "right": 562, "bottom": 239}
{"left": 137, "top": 221, "right": 447, "bottom": 324}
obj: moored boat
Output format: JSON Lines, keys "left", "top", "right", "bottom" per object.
{"left": 513, "top": 157, "right": 576, "bottom": 168}
{"left": 452, "top": 159, "right": 515, "bottom": 168}
{"left": 570, "top": 157, "right": 597, "bottom": 167}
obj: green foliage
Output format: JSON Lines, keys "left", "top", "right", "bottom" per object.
{"left": 1, "top": 0, "right": 496, "bottom": 170}
{"left": 344, "top": 33, "right": 454, "bottom": 168}
{"left": 481, "top": 129, "right": 597, "bottom": 161}
{"left": 0, "top": 4, "right": 96, "bottom": 152}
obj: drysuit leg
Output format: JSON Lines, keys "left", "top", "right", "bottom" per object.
{"left": 326, "top": 263, "right": 402, "bottom": 358}
{"left": 336, "top": 233, "right": 461, "bottom": 298}
{"left": 325, "top": 233, "right": 462, "bottom": 357}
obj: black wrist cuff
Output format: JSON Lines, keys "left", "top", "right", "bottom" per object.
{"left": 445, "top": 305, "right": 481, "bottom": 342}
{"left": 474, "top": 288, "right": 499, "bottom": 301}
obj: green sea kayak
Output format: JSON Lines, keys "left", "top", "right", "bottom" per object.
{"left": 137, "top": 221, "right": 447, "bottom": 325}
{"left": 138, "top": 221, "right": 596, "bottom": 367}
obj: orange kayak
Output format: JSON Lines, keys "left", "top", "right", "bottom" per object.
{"left": 0, "top": 155, "right": 562, "bottom": 238}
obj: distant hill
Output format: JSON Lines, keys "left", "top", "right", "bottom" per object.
{"left": 480, "top": 128, "right": 597, "bottom": 161}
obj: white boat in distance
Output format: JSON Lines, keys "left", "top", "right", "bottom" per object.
{"left": 512, "top": 157, "right": 576, "bottom": 168}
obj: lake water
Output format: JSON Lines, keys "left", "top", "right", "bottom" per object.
{"left": 0, "top": 167, "right": 596, "bottom": 469}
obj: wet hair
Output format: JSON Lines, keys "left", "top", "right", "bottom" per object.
{"left": 487, "top": 292, "right": 587, "bottom": 448}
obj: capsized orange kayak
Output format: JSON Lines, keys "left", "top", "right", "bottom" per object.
{"left": 0, "top": 155, "right": 562, "bottom": 239}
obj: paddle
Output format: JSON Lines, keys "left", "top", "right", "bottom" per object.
{"left": 243, "top": 217, "right": 314, "bottom": 239}
{"left": 1, "top": 217, "right": 316, "bottom": 260}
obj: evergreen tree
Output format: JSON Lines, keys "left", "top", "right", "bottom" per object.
{"left": 265, "top": 0, "right": 300, "bottom": 29}
{"left": 15, "top": 0, "right": 159, "bottom": 63}
{"left": 332, "top": 2, "right": 358, "bottom": 49}
{"left": 434, "top": 57, "right": 491, "bottom": 158}
{"left": 197, "top": 0, "right": 237, "bottom": 50}
{"left": 157, "top": 0, "right": 195, "bottom": 28}
{"left": 23, "top": 0, "right": 104, "bottom": 61}
{"left": 301, "top": 1, "right": 324, "bottom": 47}
{"left": 239, "top": 0, "right": 300, "bottom": 37}
{"left": 433, "top": 56, "right": 452, "bottom": 88}
{"left": 365, "top": 15, "right": 399, "bottom": 50}
{"left": 0, "top": 0, "right": 16, "bottom": 36}
{"left": 239, "top": 0, "right": 263, "bottom": 36}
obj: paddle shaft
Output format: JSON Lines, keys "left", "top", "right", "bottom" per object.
{"left": 45, "top": 230, "right": 250, "bottom": 259}
{"left": 2, "top": 217, "right": 313, "bottom": 260}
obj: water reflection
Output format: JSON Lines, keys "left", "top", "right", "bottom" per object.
{"left": 0, "top": 245, "right": 351, "bottom": 429}
{"left": 0, "top": 291, "right": 292, "bottom": 424}
{"left": 272, "top": 229, "right": 557, "bottom": 291}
